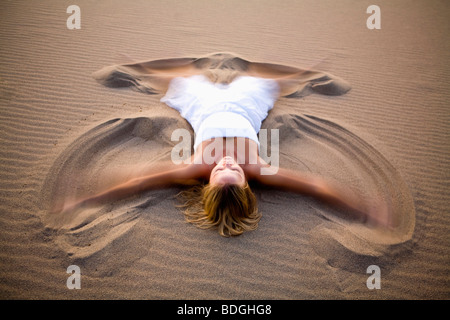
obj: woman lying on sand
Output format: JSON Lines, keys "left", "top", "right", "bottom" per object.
{"left": 56, "top": 53, "right": 389, "bottom": 236}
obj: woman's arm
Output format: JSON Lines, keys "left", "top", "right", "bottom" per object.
{"left": 55, "top": 164, "right": 204, "bottom": 214}
{"left": 253, "top": 167, "right": 389, "bottom": 227}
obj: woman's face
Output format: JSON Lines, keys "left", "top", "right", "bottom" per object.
{"left": 210, "top": 156, "right": 245, "bottom": 186}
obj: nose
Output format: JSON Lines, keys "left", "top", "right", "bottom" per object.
{"left": 222, "top": 156, "right": 235, "bottom": 165}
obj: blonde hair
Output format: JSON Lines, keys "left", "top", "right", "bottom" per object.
{"left": 177, "top": 182, "right": 261, "bottom": 237}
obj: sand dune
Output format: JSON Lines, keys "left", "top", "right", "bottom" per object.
{"left": 0, "top": 0, "right": 448, "bottom": 299}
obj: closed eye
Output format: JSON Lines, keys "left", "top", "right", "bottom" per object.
{"left": 216, "top": 168, "right": 240, "bottom": 172}
{"left": 214, "top": 167, "right": 241, "bottom": 175}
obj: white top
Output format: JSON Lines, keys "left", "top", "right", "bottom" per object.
{"left": 160, "top": 75, "right": 279, "bottom": 150}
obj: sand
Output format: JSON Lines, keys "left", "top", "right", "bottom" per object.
{"left": 0, "top": 0, "right": 449, "bottom": 300}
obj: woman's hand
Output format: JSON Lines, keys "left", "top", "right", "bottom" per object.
{"left": 364, "top": 197, "right": 393, "bottom": 229}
